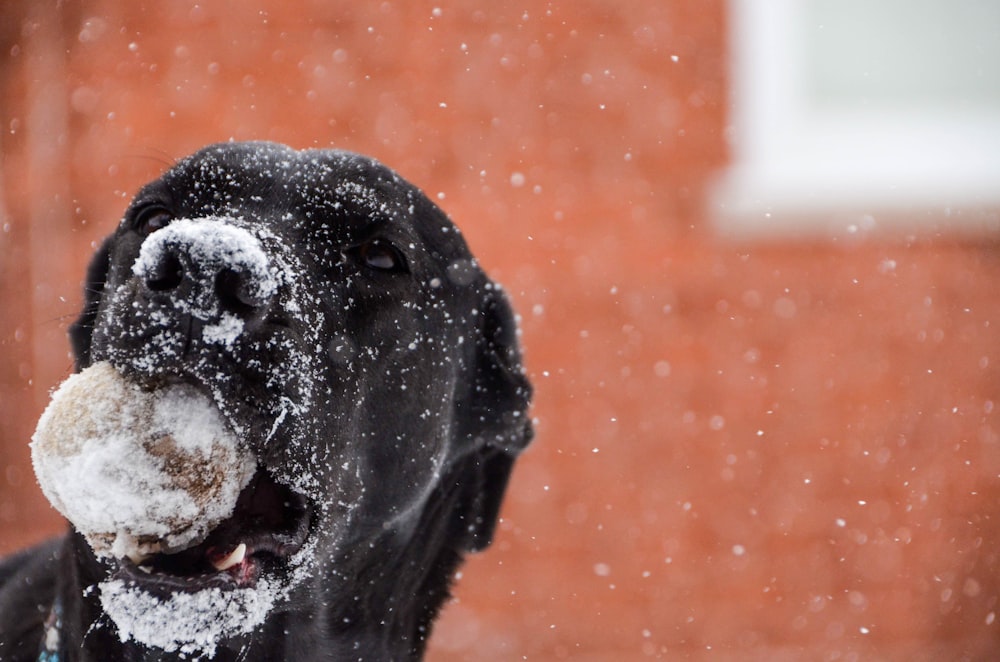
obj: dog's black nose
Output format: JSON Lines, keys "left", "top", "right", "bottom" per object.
{"left": 134, "top": 219, "right": 278, "bottom": 323}
{"left": 143, "top": 251, "right": 184, "bottom": 293}
{"left": 214, "top": 267, "right": 266, "bottom": 316}
{"left": 141, "top": 246, "right": 272, "bottom": 318}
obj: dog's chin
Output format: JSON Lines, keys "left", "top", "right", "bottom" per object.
{"left": 108, "top": 469, "right": 311, "bottom": 597}
{"left": 98, "top": 572, "right": 280, "bottom": 657}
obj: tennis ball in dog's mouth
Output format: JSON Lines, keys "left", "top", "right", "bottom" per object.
{"left": 30, "top": 362, "right": 255, "bottom": 561}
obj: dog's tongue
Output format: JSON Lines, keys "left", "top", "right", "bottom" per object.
{"left": 30, "top": 362, "right": 256, "bottom": 560}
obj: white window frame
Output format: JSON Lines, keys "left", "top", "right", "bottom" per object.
{"left": 711, "top": 0, "right": 1000, "bottom": 237}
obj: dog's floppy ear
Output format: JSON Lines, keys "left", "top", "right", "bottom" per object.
{"left": 453, "top": 285, "right": 533, "bottom": 552}
{"left": 470, "top": 287, "right": 533, "bottom": 451}
{"left": 68, "top": 237, "right": 112, "bottom": 371}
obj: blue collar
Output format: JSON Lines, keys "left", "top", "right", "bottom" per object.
{"left": 38, "top": 594, "right": 62, "bottom": 661}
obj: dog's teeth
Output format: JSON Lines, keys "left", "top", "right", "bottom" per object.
{"left": 126, "top": 550, "right": 150, "bottom": 565}
{"left": 211, "top": 543, "right": 247, "bottom": 571}
{"left": 138, "top": 564, "right": 153, "bottom": 574}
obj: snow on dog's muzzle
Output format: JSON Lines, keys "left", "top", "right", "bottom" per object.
{"left": 30, "top": 362, "right": 256, "bottom": 562}
{"left": 132, "top": 218, "right": 279, "bottom": 347}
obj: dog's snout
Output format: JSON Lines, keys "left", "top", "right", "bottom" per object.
{"left": 133, "top": 218, "right": 278, "bottom": 323}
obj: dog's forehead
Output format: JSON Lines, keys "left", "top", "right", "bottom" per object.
{"left": 165, "top": 143, "right": 400, "bottom": 212}
{"left": 146, "top": 143, "right": 472, "bottom": 257}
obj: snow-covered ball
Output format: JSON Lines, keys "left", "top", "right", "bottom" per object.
{"left": 31, "top": 362, "right": 255, "bottom": 561}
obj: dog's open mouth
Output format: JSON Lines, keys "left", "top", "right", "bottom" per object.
{"left": 115, "top": 470, "right": 311, "bottom": 596}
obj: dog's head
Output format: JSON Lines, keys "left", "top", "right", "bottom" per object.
{"left": 65, "top": 141, "right": 532, "bottom": 652}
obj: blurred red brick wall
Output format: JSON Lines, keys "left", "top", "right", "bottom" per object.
{"left": 2, "top": 2, "right": 999, "bottom": 660}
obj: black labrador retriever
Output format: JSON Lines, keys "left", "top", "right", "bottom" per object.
{"left": 0, "top": 142, "right": 533, "bottom": 660}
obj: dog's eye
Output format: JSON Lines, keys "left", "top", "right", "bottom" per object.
{"left": 133, "top": 206, "right": 174, "bottom": 236}
{"left": 355, "top": 240, "right": 408, "bottom": 273}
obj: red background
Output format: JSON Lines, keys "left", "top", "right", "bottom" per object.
{"left": 2, "top": 2, "right": 999, "bottom": 659}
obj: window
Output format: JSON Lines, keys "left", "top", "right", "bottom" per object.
{"left": 712, "top": 0, "right": 1000, "bottom": 236}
